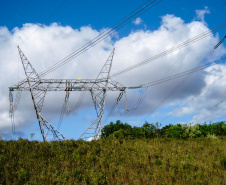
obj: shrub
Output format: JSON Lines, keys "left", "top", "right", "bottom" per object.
{"left": 101, "top": 120, "right": 132, "bottom": 138}
{"left": 183, "top": 124, "right": 201, "bottom": 138}
{"left": 165, "top": 124, "right": 185, "bottom": 138}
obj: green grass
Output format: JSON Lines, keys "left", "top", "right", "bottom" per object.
{"left": 0, "top": 137, "right": 225, "bottom": 184}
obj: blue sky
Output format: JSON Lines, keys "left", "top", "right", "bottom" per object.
{"left": 0, "top": 0, "right": 226, "bottom": 141}
{"left": 1, "top": 0, "right": 225, "bottom": 35}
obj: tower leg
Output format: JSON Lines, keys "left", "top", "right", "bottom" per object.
{"left": 18, "top": 46, "right": 66, "bottom": 142}
{"left": 78, "top": 89, "right": 106, "bottom": 140}
{"left": 78, "top": 49, "right": 115, "bottom": 140}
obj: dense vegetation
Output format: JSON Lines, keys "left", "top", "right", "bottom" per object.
{"left": 0, "top": 121, "right": 225, "bottom": 184}
{"left": 101, "top": 120, "right": 226, "bottom": 139}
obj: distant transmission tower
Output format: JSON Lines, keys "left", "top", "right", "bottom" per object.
{"left": 9, "top": 47, "right": 128, "bottom": 141}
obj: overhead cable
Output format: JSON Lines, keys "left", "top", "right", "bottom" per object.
{"left": 110, "top": 23, "right": 226, "bottom": 78}
{"left": 144, "top": 35, "right": 226, "bottom": 114}
{"left": 38, "top": 0, "right": 162, "bottom": 77}
{"left": 141, "top": 57, "right": 226, "bottom": 88}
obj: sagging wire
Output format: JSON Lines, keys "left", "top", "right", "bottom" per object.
{"left": 9, "top": 51, "right": 24, "bottom": 139}
{"left": 9, "top": 91, "right": 15, "bottom": 140}
{"left": 159, "top": 36, "right": 226, "bottom": 123}
{"left": 70, "top": 91, "right": 86, "bottom": 114}
{"left": 100, "top": 34, "right": 226, "bottom": 126}
{"left": 139, "top": 56, "right": 225, "bottom": 123}
{"left": 140, "top": 35, "right": 226, "bottom": 122}
{"left": 9, "top": 90, "right": 22, "bottom": 139}
{"left": 103, "top": 91, "right": 125, "bottom": 124}
{"left": 57, "top": 91, "right": 70, "bottom": 130}
{"left": 102, "top": 57, "right": 225, "bottom": 124}
{"left": 57, "top": 91, "right": 86, "bottom": 130}
{"left": 103, "top": 87, "right": 148, "bottom": 125}
{"left": 117, "top": 87, "right": 149, "bottom": 116}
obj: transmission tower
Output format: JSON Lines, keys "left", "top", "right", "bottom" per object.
{"left": 9, "top": 47, "right": 127, "bottom": 141}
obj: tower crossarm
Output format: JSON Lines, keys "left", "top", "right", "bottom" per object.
{"left": 9, "top": 78, "right": 127, "bottom": 92}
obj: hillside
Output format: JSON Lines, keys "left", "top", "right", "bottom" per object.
{"left": 0, "top": 136, "right": 225, "bottom": 184}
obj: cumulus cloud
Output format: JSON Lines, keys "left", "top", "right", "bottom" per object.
{"left": 195, "top": 6, "right": 210, "bottom": 24}
{"left": 0, "top": 13, "right": 225, "bottom": 139}
{"left": 170, "top": 64, "right": 226, "bottom": 123}
{"left": 132, "top": 17, "right": 143, "bottom": 25}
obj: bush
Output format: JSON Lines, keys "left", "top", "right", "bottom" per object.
{"left": 164, "top": 124, "right": 185, "bottom": 138}
{"left": 101, "top": 120, "right": 132, "bottom": 138}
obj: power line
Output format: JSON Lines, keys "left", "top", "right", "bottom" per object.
{"left": 159, "top": 83, "right": 223, "bottom": 124}
{"left": 140, "top": 35, "right": 226, "bottom": 88}
{"left": 141, "top": 57, "right": 226, "bottom": 88}
{"left": 110, "top": 23, "right": 226, "bottom": 78}
{"left": 57, "top": 91, "right": 86, "bottom": 130}
{"left": 135, "top": 35, "right": 225, "bottom": 121}
{"left": 117, "top": 87, "right": 148, "bottom": 116}
{"left": 103, "top": 57, "right": 224, "bottom": 121}
{"left": 101, "top": 34, "right": 226, "bottom": 125}
{"left": 38, "top": 0, "right": 162, "bottom": 77}
{"left": 103, "top": 57, "right": 226, "bottom": 124}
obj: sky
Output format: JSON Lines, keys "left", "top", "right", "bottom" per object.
{"left": 0, "top": 0, "right": 226, "bottom": 141}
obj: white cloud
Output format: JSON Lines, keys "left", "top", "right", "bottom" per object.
{"left": 170, "top": 64, "right": 226, "bottom": 123}
{"left": 132, "top": 17, "right": 143, "bottom": 25}
{"left": 195, "top": 6, "right": 210, "bottom": 24}
{"left": 0, "top": 14, "right": 225, "bottom": 138}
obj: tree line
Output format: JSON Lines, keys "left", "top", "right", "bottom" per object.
{"left": 101, "top": 120, "right": 226, "bottom": 139}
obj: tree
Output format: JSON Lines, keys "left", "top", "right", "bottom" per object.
{"left": 101, "top": 120, "right": 132, "bottom": 138}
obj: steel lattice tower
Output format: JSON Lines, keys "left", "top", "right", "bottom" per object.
{"left": 9, "top": 47, "right": 126, "bottom": 141}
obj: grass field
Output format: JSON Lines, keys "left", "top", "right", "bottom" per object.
{"left": 0, "top": 136, "right": 225, "bottom": 184}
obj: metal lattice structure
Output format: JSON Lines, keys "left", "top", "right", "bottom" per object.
{"left": 10, "top": 37, "right": 225, "bottom": 142}
{"left": 9, "top": 47, "right": 126, "bottom": 141}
